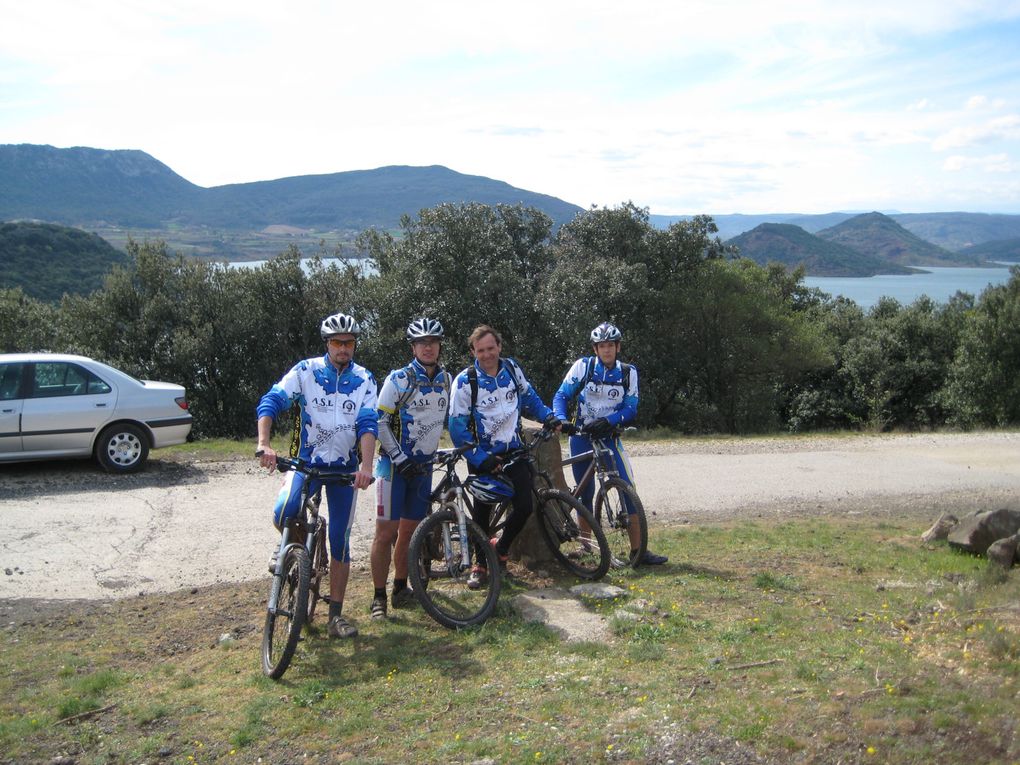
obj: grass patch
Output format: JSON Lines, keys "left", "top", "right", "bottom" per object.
{"left": 1, "top": 517, "right": 1017, "bottom": 763}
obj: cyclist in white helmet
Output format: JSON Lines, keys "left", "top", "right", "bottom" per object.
{"left": 256, "top": 312, "right": 379, "bottom": 638}
{"left": 369, "top": 317, "right": 452, "bottom": 619}
{"left": 553, "top": 322, "right": 668, "bottom": 565}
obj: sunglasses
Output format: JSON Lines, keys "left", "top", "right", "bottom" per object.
{"left": 327, "top": 338, "right": 356, "bottom": 349}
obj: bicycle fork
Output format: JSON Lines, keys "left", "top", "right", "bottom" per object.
{"left": 441, "top": 487, "right": 472, "bottom": 572}
{"left": 267, "top": 525, "right": 304, "bottom": 615}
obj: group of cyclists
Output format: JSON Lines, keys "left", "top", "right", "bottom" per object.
{"left": 255, "top": 313, "right": 666, "bottom": 640}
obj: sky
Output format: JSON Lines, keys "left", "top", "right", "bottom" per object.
{"left": 3, "top": 0, "right": 1020, "bottom": 215}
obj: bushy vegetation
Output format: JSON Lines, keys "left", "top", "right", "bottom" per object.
{"left": 0, "top": 221, "right": 129, "bottom": 301}
{"left": 1, "top": 202, "right": 1018, "bottom": 438}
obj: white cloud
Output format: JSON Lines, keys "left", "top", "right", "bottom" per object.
{"left": 3, "top": 0, "right": 1020, "bottom": 212}
{"left": 943, "top": 153, "right": 1016, "bottom": 172}
{"left": 932, "top": 115, "right": 1020, "bottom": 151}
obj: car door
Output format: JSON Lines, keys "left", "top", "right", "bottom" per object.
{"left": 20, "top": 361, "right": 116, "bottom": 456}
{"left": 0, "top": 362, "right": 25, "bottom": 454}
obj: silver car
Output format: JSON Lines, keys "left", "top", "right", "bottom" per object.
{"left": 0, "top": 353, "right": 193, "bottom": 473}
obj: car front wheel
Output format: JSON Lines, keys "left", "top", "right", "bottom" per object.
{"left": 95, "top": 423, "right": 150, "bottom": 473}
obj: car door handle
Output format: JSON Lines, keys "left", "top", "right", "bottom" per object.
{"left": 1, "top": 408, "right": 13, "bottom": 413}
{"left": 95, "top": 403, "right": 108, "bottom": 408}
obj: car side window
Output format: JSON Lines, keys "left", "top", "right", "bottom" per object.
{"left": 30, "top": 362, "right": 111, "bottom": 398}
{"left": 0, "top": 363, "right": 24, "bottom": 401}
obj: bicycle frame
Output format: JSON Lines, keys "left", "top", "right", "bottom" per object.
{"left": 267, "top": 458, "right": 352, "bottom": 614}
{"left": 560, "top": 435, "right": 620, "bottom": 502}
{"left": 428, "top": 446, "right": 475, "bottom": 571}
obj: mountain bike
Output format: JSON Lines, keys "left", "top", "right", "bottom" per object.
{"left": 258, "top": 454, "right": 355, "bottom": 680}
{"left": 490, "top": 425, "right": 611, "bottom": 581}
{"left": 406, "top": 444, "right": 502, "bottom": 629}
{"left": 561, "top": 424, "right": 648, "bottom": 568}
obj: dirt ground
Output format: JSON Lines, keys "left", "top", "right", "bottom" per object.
{"left": 2, "top": 431, "right": 1018, "bottom": 615}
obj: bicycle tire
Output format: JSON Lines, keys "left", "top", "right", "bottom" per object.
{"left": 594, "top": 478, "right": 648, "bottom": 569}
{"left": 536, "top": 489, "right": 611, "bottom": 580}
{"left": 408, "top": 507, "right": 501, "bottom": 629}
{"left": 261, "top": 546, "right": 310, "bottom": 679}
{"left": 305, "top": 525, "right": 328, "bottom": 625}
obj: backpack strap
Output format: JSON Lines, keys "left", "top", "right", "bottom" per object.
{"left": 393, "top": 363, "right": 419, "bottom": 411}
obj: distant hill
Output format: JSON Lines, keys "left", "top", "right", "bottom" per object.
{"left": 0, "top": 221, "right": 128, "bottom": 301}
{"left": 652, "top": 211, "right": 1020, "bottom": 251}
{"left": 0, "top": 144, "right": 584, "bottom": 235}
{"left": 651, "top": 212, "right": 856, "bottom": 240}
{"left": 726, "top": 223, "right": 915, "bottom": 277}
{"left": 816, "top": 212, "right": 986, "bottom": 268}
{"left": 894, "top": 213, "right": 1020, "bottom": 252}
{"left": 957, "top": 238, "right": 1020, "bottom": 262}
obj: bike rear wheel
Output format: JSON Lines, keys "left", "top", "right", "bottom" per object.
{"left": 536, "top": 489, "right": 611, "bottom": 580}
{"left": 305, "top": 524, "right": 328, "bottom": 625}
{"left": 262, "top": 546, "right": 310, "bottom": 679}
{"left": 594, "top": 478, "right": 648, "bottom": 568}
{"left": 408, "top": 508, "right": 501, "bottom": 629}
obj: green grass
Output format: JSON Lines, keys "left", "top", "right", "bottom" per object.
{"left": 1, "top": 517, "right": 1017, "bottom": 763}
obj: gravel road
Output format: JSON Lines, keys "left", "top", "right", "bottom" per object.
{"left": 2, "top": 431, "right": 1018, "bottom": 602}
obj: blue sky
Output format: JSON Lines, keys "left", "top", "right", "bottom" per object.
{"left": 2, "top": 0, "right": 1019, "bottom": 215}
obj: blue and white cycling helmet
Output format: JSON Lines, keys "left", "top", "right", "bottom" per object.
{"left": 320, "top": 312, "right": 361, "bottom": 340}
{"left": 464, "top": 474, "right": 514, "bottom": 503}
{"left": 406, "top": 317, "right": 444, "bottom": 341}
{"left": 590, "top": 322, "right": 622, "bottom": 343}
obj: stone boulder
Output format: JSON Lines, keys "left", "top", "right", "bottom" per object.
{"left": 946, "top": 508, "right": 1020, "bottom": 555}
{"left": 987, "top": 533, "right": 1019, "bottom": 568}
{"left": 921, "top": 512, "right": 958, "bottom": 543}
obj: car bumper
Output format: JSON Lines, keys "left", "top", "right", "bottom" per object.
{"left": 146, "top": 416, "right": 193, "bottom": 448}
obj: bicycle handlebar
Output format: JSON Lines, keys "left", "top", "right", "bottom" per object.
{"left": 256, "top": 452, "right": 359, "bottom": 485}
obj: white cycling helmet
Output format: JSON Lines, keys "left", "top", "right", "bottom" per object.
{"left": 406, "top": 317, "right": 444, "bottom": 341}
{"left": 590, "top": 322, "right": 622, "bottom": 343}
{"left": 320, "top": 312, "right": 361, "bottom": 340}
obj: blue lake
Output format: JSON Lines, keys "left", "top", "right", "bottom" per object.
{"left": 804, "top": 264, "right": 1018, "bottom": 310}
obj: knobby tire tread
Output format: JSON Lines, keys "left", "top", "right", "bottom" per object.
{"left": 537, "top": 488, "right": 611, "bottom": 580}
{"left": 595, "top": 478, "right": 648, "bottom": 568}
{"left": 408, "top": 507, "right": 501, "bottom": 629}
{"left": 261, "top": 546, "right": 310, "bottom": 680}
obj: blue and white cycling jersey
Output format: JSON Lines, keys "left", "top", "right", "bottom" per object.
{"left": 553, "top": 356, "right": 638, "bottom": 428}
{"left": 449, "top": 358, "right": 553, "bottom": 469}
{"left": 256, "top": 355, "right": 378, "bottom": 470}
{"left": 375, "top": 358, "right": 451, "bottom": 474}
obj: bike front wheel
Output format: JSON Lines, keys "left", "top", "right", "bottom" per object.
{"left": 408, "top": 508, "right": 501, "bottom": 629}
{"left": 594, "top": 478, "right": 648, "bottom": 568}
{"left": 536, "top": 489, "right": 611, "bottom": 580}
{"left": 262, "top": 546, "right": 310, "bottom": 679}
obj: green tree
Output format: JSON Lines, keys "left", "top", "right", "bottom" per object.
{"left": 0, "top": 287, "right": 59, "bottom": 353}
{"left": 360, "top": 202, "right": 556, "bottom": 386}
{"left": 944, "top": 267, "right": 1020, "bottom": 426}
{"left": 669, "top": 259, "right": 830, "bottom": 432}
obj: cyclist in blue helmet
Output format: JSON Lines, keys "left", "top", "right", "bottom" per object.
{"left": 370, "top": 318, "right": 452, "bottom": 619}
{"left": 553, "top": 322, "right": 668, "bottom": 565}
{"left": 256, "top": 312, "right": 379, "bottom": 638}
{"left": 448, "top": 324, "right": 562, "bottom": 588}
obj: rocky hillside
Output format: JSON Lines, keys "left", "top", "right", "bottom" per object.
{"left": 727, "top": 223, "right": 915, "bottom": 276}
{"left": 816, "top": 212, "right": 986, "bottom": 267}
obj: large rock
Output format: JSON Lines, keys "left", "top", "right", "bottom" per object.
{"left": 921, "top": 512, "right": 958, "bottom": 543}
{"left": 947, "top": 508, "right": 1020, "bottom": 554}
{"left": 987, "top": 533, "right": 1019, "bottom": 568}
{"left": 512, "top": 588, "right": 610, "bottom": 642}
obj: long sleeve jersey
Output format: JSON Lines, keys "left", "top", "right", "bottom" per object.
{"left": 553, "top": 356, "right": 639, "bottom": 428}
{"left": 448, "top": 358, "right": 553, "bottom": 469}
{"left": 256, "top": 354, "right": 378, "bottom": 470}
{"left": 376, "top": 358, "right": 451, "bottom": 468}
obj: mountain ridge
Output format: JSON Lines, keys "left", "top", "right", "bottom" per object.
{"left": 726, "top": 222, "right": 917, "bottom": 277}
